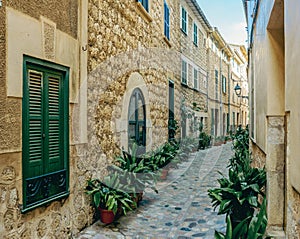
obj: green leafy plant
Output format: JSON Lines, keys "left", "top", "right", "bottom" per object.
{"left": 168, "top": 118, "right": 179, "bottom": 141}
{"left": 208, "top": 125, "right": 267, "bottom": 238}
{"left": 113, "top": 143, "right": 158, "bottom": 194}
{"left": 214, "top": 197, "right": 267, "bottom": 239}
{"left": 86, "top": 172, "right": 135, "bottom": 215}
{"left": 198, "top": 123, "right": 211, "bottom": 150}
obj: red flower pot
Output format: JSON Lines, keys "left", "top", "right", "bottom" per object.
{"left": 99, "top": 208, "right": 115, "bottom": 224}
{"left": 160, "top": 168, "right": 169, "bottom": 180}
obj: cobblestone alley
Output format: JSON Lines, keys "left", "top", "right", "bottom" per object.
{"left": 76, "top": 142, "right": 234, "bottom": 239}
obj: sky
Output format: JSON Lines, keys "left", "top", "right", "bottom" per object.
{"left": 196, "top": 0, "right": 247, "bottom": 46}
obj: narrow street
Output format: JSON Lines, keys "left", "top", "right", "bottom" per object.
{"left": 76, "top": 143, "right": 234, "bottom": 239}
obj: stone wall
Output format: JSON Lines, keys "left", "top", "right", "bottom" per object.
{"left": 249, "top": 140, "right": 266, "bottom": 168}
{"left": 87, "top": 0, "right": 182, "bottom": 161}
{"left": 179, "top": 1, "right": 209, "bottom": 137}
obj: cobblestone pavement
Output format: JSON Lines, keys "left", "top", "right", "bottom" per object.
{"left": 76, "top": 142, "right": 234, "bottom": 239}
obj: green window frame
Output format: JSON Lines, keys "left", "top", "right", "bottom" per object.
{"left": 193, "top": 23, "right": 198, "bottom": 46}
{"left": 22, "top": 55, "right": 69, "bottom": 212}
{"left": 181, "top": 6, "right": 188, "bottom": 34}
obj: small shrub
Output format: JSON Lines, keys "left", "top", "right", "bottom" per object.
{"left": 208, "top": 125, "right": 267, "bottom": 238}
{"left": 198, "top": 123, "right": 211, "bottom": 150}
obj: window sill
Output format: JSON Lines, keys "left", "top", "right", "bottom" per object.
{"left": 181, "top": 28, "right": 188, "bottom": 36}
{"left": 163, "top": 36, "right": 172, "bottom": 48}
{"left": 136, "top": 2, "right": 153, "bottom": 23}
{"left": 181, "top": 82, "right": 188, "bottom": 87}
{"left": 193, "top": 42, "right": 198, "bottom": 47}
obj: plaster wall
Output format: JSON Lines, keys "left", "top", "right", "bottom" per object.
{"left": 0, "top": 1, "right": 94, "bottom": 238}
{"left": 249, "top": 0, "right": 300, "bottom": 236}
{"left": 284, "top": 0, "right": 300, "bottom": 236}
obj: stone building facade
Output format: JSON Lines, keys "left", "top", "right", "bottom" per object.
{"left": 87, "top": 0, "right": 182, "bottom": 158}
{"left": 244, "top": 0, "right": 299, "bottom": 237}
{"left": 206, "top": 29, "right": 233, "bottom": 138}
{"left": 179, "top": 0, "right": 211, "bottom": 138}
{"left": 0, "top": 0, "right": 184, "bottom": 237}
{"left": 0, "top": 0, "right": 248, "bottom": 238}
{"left": 229, "top": 44, "right": 249, "bottom": 130}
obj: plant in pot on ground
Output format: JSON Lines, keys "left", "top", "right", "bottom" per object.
{"left": 86, "top": 172, "right": 135, "bottom": 224}
{"left": 111, "top": 143, "right": 159, "bottom": 204}
{"left": 198, "top": 122, "right": 211, "bottom": 150}
{"left": 208, "top": 125, "right": 267, "bottom": 238}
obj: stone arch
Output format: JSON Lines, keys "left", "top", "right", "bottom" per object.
{"left": 117, "top": 72, "right": 152, "bottom": 152}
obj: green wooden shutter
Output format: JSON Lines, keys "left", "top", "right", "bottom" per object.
{"left": 47, "top": 74, "right": 63, "bottom": 172}
{"left": 23, "top": 56, "right": 69, "bottom": 212}
{"left": 27, "top": 70, "right": 44, "bottom": 178}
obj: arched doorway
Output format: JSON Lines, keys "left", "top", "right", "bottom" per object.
{"left": 128, "top": 88, "right": 146, "bottom": 155}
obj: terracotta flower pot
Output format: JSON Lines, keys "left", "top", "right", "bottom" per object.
{"left": 160, "top": 168, "right": 169, "bottom": 180}
{"left": 99, "top": 208, "right": 115, "bottom": 224}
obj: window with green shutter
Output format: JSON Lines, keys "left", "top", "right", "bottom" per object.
{"left": 22, "top": 56, "right": 69, "bottom": 212}
{"left": 193, "top": 23, "right": 198, "bottom": 46}
{"left": 181, "top": 6, "right": 188, "bottom": 35}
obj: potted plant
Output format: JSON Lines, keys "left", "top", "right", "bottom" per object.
{"left": 86, "top": 173, "right": 135, "bottom": 224}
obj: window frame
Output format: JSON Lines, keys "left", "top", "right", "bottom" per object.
{"left": 193, "top": 22, "right": 198, "bottom": 46}
{"left": 181, "top": 60, "right": 188, "bottom": 85}
{"left": 194, "top": 68, "right": 198, "bottom": 90}
{"left": 22, "top": 55, "right": 69, "bottom": 213}
{"left": 215, "top": 69, "right": 219, "bottom": 99}
{"left": 168, "top": 80, "right": 175, "bottom": 140}
{"left": 164, "top": 0, "right": 170, "bottom": 40}
{"left": 180, "top": 6, "right": 188, "bottom": 35}
{"left": 128, "top": 88, "right": 146, "bottom": 154}
{"left": 222, "top": 75, "right": 227, "bottom": 94}
{"left": 137, "top": 0, "right": 149, "bottom": 12}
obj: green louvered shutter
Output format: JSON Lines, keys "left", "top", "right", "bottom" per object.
{"left": 27, "top": 70, "right": 44, "bottom": 178}
{"left": 47, "top": 74, "right": 63, "bottom": 172}
{"left": 23, "top": 56, "right": 69, "bottom": 212}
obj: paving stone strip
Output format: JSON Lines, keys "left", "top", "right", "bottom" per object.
{"left": 76, "top": 143, "right": 234, "bottom": 239}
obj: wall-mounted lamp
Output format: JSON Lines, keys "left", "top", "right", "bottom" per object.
{"left": 234, "top": 83, "right": 249, "bottom": 99}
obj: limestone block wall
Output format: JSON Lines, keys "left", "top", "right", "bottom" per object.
{"left": 87, "top": 0, "right": 182, "bottom": 159}
{"left": 220, "top": 60, "right": 230, "bottom": 105}
{"left": 180, "top": 6, "right": 207, "bottom": 71}
{"left": 207, "top": 49, "right": 220, "bottom": 102}
{"left": 249, "top": 140, "right": 266, "bottom": 169}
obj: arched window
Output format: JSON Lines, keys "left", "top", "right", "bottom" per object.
{"left": 128, "top": 88, "right": 146, "bottom": 154}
